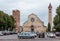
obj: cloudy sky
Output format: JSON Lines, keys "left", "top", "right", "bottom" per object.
{"left": 0, "top": 0, "right": 60, "bottom": 26}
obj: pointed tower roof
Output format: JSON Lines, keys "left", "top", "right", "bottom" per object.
{"left": 48, "top": 3, "right": 52, "bottom": 8}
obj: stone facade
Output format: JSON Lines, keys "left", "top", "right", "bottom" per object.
{"left": 12, "top": 10, "right": 20, "bottom": 32}
{"left": 23, "top": 13, "right": 47, "bottom": 33}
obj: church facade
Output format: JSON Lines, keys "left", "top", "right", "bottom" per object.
{"left": 23, "top": 14, "right": 47, "bottom": 33}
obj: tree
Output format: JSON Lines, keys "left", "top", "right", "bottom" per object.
{"left": 56, "top": 5, "right": 60, "bottom": 16}
{"left": 47, "top": 23, "right": 51, "bottom": 32}
{"left": 53, "top": 5, "right": 60, "bottom": 32}
{"left": 54, "top": 24, "right": 60, "bottom": 32}
{"left": 0, "top": 10, "right": 15, "bottom": 31}
{"left": 8, "top": 15, "right": 15, "bottom": 31}
{"left": 53, "top": 15, "right": 59, "bottom": 25}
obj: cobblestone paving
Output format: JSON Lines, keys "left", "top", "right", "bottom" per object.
{"left": 0, "top": 35, "right": 60, "bottom": 41}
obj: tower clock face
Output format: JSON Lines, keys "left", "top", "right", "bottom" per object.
{"left": 31, "top": 18, "right": 35, "bottom": 22}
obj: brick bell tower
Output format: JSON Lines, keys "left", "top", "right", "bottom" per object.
{"left": 13, "top": 10, "right": 20, "bottom": 33}
{"left": 48, "top": 3, "right": 52, "bottom": 31}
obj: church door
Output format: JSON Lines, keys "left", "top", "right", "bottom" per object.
{"left": 31, "top": 25, "right": 34, "bottom": 32}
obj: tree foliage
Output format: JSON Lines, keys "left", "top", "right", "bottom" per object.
{"left": 53, "top": 5, "right": 60, "bottom": 32}
{"left": 0, "top": 11, "right": 15, "bottom": 31}
{"left": 47, "top": 23, "right": 51, "bottom": 32}
{"left": 54, "top": 24, "right": 60, "bottom": 32}
{"left": 56, "top": 5, "right": 60, "bottom": 16}
{"left": 53, "top": 15, "right": 59, "bottom": 25}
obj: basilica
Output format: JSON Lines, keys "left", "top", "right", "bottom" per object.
{"left": 22, "top": 13, "right": 47, "bottom": 33}
{"left": 13, "top": 3, "right": 52, "bottom": 33}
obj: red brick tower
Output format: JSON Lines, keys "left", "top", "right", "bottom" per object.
{"left": 48, "top": 3, "right": 52, "bottom": 31}
{"left": 13, "top": 10, "right": 20, "bottom": 33}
